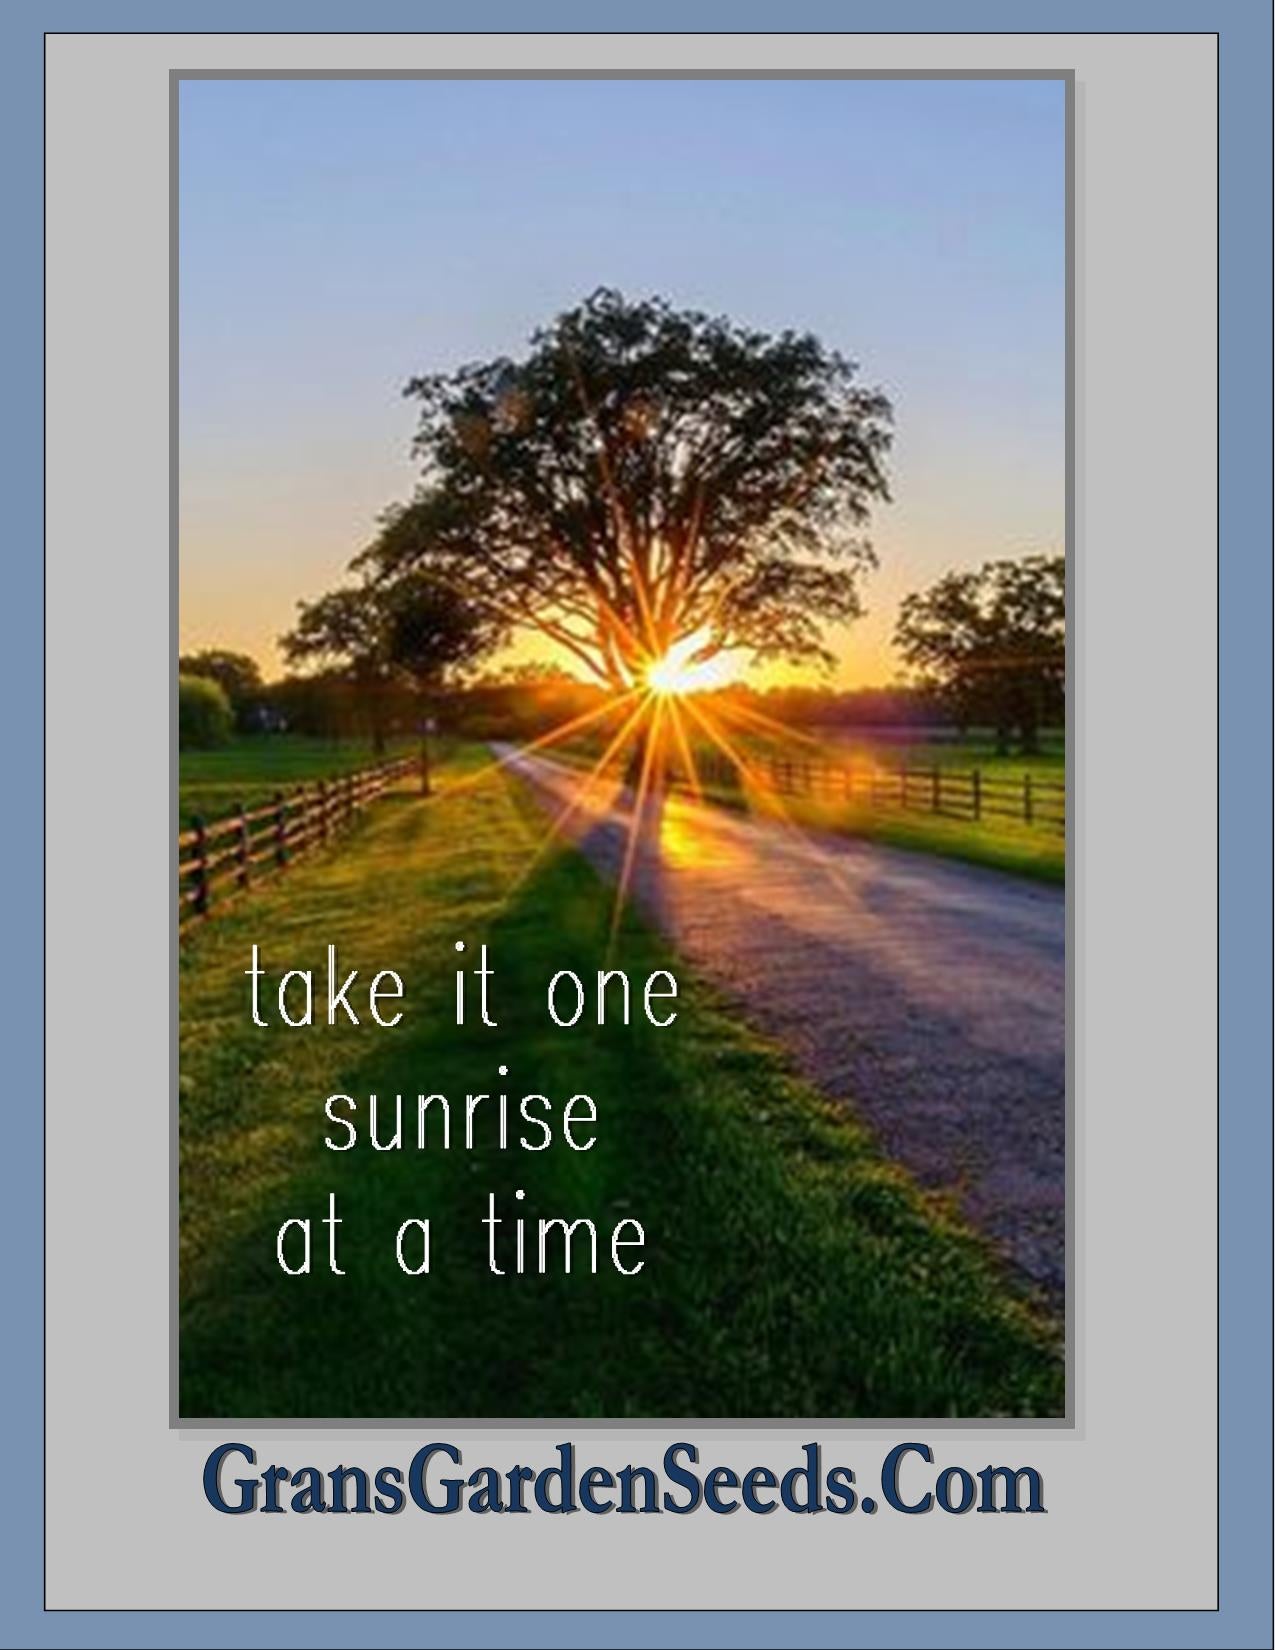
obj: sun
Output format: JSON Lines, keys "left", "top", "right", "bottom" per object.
{"left": 644, "top": 627, "right": 739, "bottom": 697}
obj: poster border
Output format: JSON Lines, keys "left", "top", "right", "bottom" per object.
{"left": 10, "top": 4, "right": 1268, "bottom": 1648}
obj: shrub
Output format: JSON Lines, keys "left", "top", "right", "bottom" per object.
{"left": 179, "top": 673, "right": 233, "bottom": 749}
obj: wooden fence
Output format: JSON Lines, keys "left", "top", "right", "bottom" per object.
{"left": 689, "top": 749, "right": 1066, "bottom": 834}
{"left": 178, "top": 754, "right": 420, "bottom": 933}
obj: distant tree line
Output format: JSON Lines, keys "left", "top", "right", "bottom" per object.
{"left": 178, "top": 645, "right": 1060, "bottom": 754}
{"left": 893, "top": 554, "right": 1064, "bottom": 754}
{"left": 179, "top": 555, "right": 1064, "bottom": 756}
{"left": 179, "top": 648, "right": 432, "bottom": 750}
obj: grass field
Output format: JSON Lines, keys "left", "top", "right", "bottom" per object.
{"left": 747, "top": 729, "right": 1065, "bottom": 882}
{"left": 554, "top": 724, "right": 1066, "bottom": 884}
{"left": 702, "top": 780, "right": 1065, "bottom": 884}
{"left": 179, "top": 743, "right": 1063, "bottom": 1419}
{"left": 813, "top": 728, "right": 1065, "bottom": 781}
{"left": 179, "top": 734, "right": 416, "bottom": 825}
{"left": 183, "top": 728, "right": 1064, "bottom": 883}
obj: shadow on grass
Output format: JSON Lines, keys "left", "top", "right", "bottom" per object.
{"left": 181, "top": 824, "right": 1062, "bottom": 1421}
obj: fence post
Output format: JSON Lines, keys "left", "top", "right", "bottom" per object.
{"left": 972, "top": 770, "right": 982, "bottom": 822}
{"left": 899, "top": 769, "right": 907, "bottom": 809}
{"left": 236, "top": 799, "right": 249, "bottom": 891}
{"left": 931, "top": 766, "right": 940, "bottom": 813}
{"left": 273, "top": 790, "right": 288, "bottom": 868}
{"left": 318, "top": 780, "right": 329, "bottom": 844}
{"left": 192, "top": 814, "right": 209, "bottom": 918}
{"left": 1023, "top": 773, "right": 1034, "bottom": 826}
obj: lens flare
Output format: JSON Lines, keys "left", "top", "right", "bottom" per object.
{"left": 645, "top": 627, "right": 740, "bottom": 697}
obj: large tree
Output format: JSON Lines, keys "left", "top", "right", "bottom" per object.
{"left": 363, "top": 289, "right": 893, "bottom": 690}
{"left": 893, "top": 554, "right": 1065, "bottom": 754}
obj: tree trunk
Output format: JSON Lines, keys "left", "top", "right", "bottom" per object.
{"left": 355, "top": 664, "right": 387, "bottom": 755}
{"left": 623, "top": 716, "right": 667, "bottom": 794}
{"left": 1017, "top": 683, "right": 1042, "bottom": 756}
{"left": 417, "top": 687, "right": 433, "bottom": 796}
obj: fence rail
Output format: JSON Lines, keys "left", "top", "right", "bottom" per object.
{"left": 178, "top": 754, "right": 420, "bottom": 933}
{"left": 686, "top": 749, "right": 1065, "bottom": 835}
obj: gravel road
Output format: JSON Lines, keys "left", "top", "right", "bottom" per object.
{"left": 500, "top": 746, "right": 1067, "bottom": 1304}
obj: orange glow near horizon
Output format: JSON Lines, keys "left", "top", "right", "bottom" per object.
{"left": 177, "top": 605, "right": 905, "bottom": 693}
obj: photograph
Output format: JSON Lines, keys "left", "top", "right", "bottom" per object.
{"left": 177, "top": 74, "right": 1068, "bottom": 1421}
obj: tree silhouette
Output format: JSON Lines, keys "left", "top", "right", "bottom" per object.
{"left": 282, "top": 572, "right": 502, "bottom": 773}
{"left": 894, "top": 555, "right": 1065, "bottom": 755}
{"left": 364, "top": 289, "right": 893, "bottom": 691}
{"left": 380, "top": 573, "right": 505, "bottom": 791}
{"left": 281, "top": 583, "right": 395, "bottom": 752}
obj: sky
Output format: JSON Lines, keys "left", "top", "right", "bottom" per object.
{"left": 179, "top": 76, "right": 1065, "bottom": 688}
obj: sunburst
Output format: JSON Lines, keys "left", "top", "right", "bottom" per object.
{"left": 440, "top": 624, "right": 842, "bottom": 942}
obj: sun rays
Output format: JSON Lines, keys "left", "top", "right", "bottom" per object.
{"left": 434, "top": 628, "right": 869, "bottom": 947}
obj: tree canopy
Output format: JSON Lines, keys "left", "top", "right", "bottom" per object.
{"left": 179, "top": 648, "right": 264, "bottom": 729}
{"left": 280, "top": 586, "right": 386, "bottom": 684}
{"left": 893, "top": 554, "right": 1065, "bottom": 754}
{"left": 281, "top": 570, "right": 504, "bottom": 749}
{"left": 178, "top": 673, "right": 234, "bottom": 750}
{"left": 362, "top": 289, "right": 893, "bottom": 688}
{"left": 377, "top": 569, "right": 503, "bottom": 691}
{"left": 283, "top": 571, "right": 501, "bottom": 687}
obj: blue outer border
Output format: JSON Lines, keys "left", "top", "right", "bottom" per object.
{"left": 5, "top": 3, "right": 1269, "bottom": 1646}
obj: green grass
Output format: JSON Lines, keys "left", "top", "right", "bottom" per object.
{"left": 718, "top": 729, "right": 1064, "bottom": 882}
{"left": 552, "top": 727, "right": 1066, "bottom": 884}
{"left": 811, "top": 729, "right": 1064, "bottom": 782}
{"left": 180, "top": 745, "right": 1062, "bottom": 1419}
{"left": 179, "top": 734, "right": 416, "bottom": 825}
{"left": 704, "top": 781, "right": 1065, "bottom": 885}
{"left": 812, "top": 731, "right": 1064, "bottom": 875}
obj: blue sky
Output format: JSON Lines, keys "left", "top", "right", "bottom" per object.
{"left": 179, "top": 75, "right": 1065, "bottom": 685}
